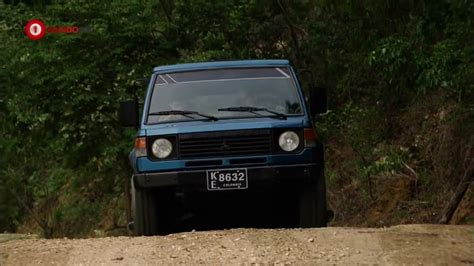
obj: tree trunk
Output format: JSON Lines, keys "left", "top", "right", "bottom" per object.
{"left": 439, "top": 171, "right": 473, "bottom": 224}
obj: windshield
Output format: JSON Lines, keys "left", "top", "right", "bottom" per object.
{"left": 147, "top": 67, "right": 303, "bottom": 124}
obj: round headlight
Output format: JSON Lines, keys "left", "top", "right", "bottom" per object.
{"left": 152, "top": 138, "right": 173, "bottom": 159}
{"left": 278, "top": 131, "right": 300, "bottom": 152}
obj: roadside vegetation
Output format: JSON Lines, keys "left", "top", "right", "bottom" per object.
{"left": 0, "top": 0, "right": 472, "bottom": 238}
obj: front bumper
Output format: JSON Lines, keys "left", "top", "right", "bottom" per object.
{"left": 133, "top": 163, "right": 320, "bottom": 189}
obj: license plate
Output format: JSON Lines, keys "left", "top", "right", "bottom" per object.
{"left": 206, "top": 168, "right": 248, "bottom": 191}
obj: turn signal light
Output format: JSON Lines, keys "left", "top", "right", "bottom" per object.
{"left": 134, "top": 137, "right": 147, "bottom": 157}
{"left": 304, "top": 128, "right": 316, "bottom": 147}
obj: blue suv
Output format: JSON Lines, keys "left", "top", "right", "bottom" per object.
{"left": 120, "top": 60, "right": 328, "bottom": 235}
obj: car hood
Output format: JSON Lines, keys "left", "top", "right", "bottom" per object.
{"left": 142, "top": 116, "right": 309, "bottom": 136}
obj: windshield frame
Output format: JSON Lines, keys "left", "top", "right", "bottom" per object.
{"left": 142, "top": 65, "right": 307, "bottom": 125}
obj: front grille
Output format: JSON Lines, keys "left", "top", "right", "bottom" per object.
{"left": 178, "top": 129, "right": 272, "bottom": 159}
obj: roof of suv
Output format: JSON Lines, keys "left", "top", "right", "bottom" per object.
{"left": 153, "top": 59, "right": 290, "bottom": 73}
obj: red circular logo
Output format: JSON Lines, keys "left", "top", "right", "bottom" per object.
{"left": 25, "top": 19, "right": 46, "bottom": 40}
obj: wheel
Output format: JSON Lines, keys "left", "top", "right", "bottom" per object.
{"left": 298, "top": 169, "right": 327, "bottom": 227}
{"left": 132, "top": 185, "right": 158, "bottom": 236}
{"left": 132, "top": 181, "right": 175, "bottom": 236}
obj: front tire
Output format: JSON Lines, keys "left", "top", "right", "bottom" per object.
{"left": 298, "top": 169, "right": 327, "bottom": 227}
{"left": 132, "top": 182, "right": 175, "bottom": 236}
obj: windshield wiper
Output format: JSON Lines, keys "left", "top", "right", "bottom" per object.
{"left": 149, "top": 110, "right": 218, "bottom": 121}
{"left": 217, "top": 106, "right": 287, "bottom": 120}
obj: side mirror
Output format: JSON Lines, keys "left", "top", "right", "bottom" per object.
{"left": 313, "top": 87, "right": 327, "bottom": 114}
{"left": 314, "top": 87, "right": 328, "bottom": 114}
{"left": 297, "top": 69, "right": 327, "bottom": 116}
{"left": 119, "top": 99, "right": 139, "bottom": 128}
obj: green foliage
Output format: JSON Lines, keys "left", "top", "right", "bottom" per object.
{"left": 362, "top": 148, "right": 407, "bottom": 178}
{"left": 0, "top": 0, "right": 472, "bottom": 234}
{"left": 368, "top": 37, "right": 415, "bottom": 88}
{"left": 0, "top": 1, "right": 174, "bottom": 236}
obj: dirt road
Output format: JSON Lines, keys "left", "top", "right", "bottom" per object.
{"left": 0, "top": 224, "right": 472, "bottom": 265}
